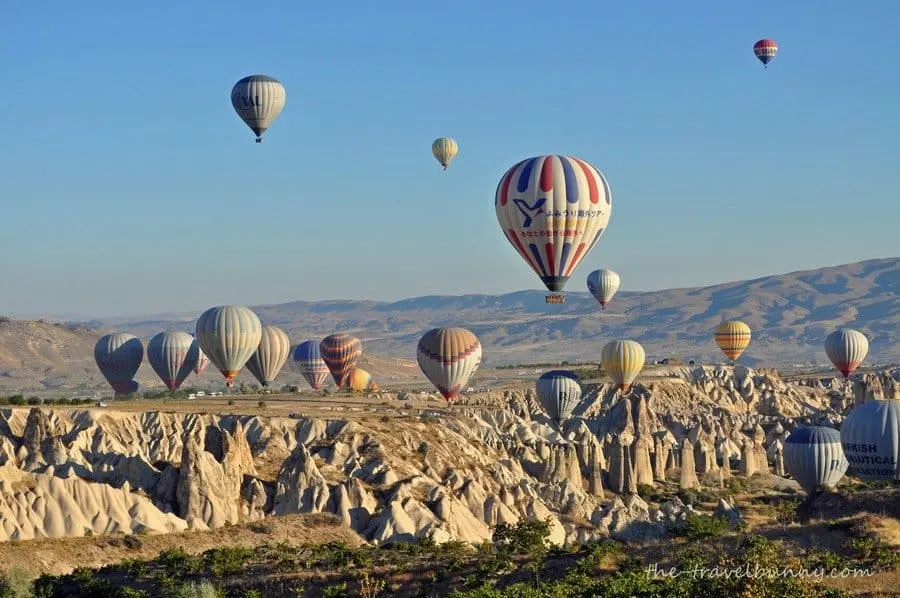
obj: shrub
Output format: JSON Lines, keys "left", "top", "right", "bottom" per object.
{"left": 850, "top": 537, "right": 900, "bottom": 570}
{"left": 204, "top": 547, "right": 254, "bottom": 577}
{"left": 257, "top": 401, "right": 267, "bottom": 409}
{"left": 492, "top": 518, "right": 552, "bottom": 559}
{"left": 249, "top": 521, "right": 273, "bottom": 534}
{"left": 0, "top": 566, "right": 34, "bottom": 598}
{"left": 669, "top": 515, "right": 730, "bottom": 541}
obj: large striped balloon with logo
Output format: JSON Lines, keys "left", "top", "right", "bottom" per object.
{"left": 495, "top": 155, "right": 612, "bottom": 293}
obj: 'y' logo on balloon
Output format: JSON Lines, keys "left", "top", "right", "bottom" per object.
{"left": 513, "top": 198, "right": 546, "bottom": 228}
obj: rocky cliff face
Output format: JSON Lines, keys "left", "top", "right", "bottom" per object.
{"left": 0, "top": 366, "right": 895, "bottom": 546}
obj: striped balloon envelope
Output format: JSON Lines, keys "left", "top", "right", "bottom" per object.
{"left": 94, "top": 333, "right": 144, "bottom": 395}
{"left": 417, "top": 327, "right": 482, "bottom": 404}
{"left": 147, "top": 331, "right": 199, "bottom": 391}
{"left": 714, "top": 320, "right": 752, "bottom": 363}
{"left": 195, "top": 306, "right": 263, "bottom": 387}
{"left": 495, "top": 155, "right": 612, "bottom": 303}
{"left": 245, "top": 326, "right": 291, "bottom": 387}
{"left": 840, "top": 399, "right": 900, "bottom": 482}
{"left": 753, "top": 39, "right": 778, "bottom": 67}
{"left": 536, "top": 370, "right": 583, "bottom": 426}
{"left": 586, "top": 268, "right": 621, "bottom": 309}
{"left": 348, "top": 368, "right": 378, "bottom": 392}
{"left": 824, "top": 329, "right": 869, "bottom": 378}
{"left": 231, "top": 74, "right": 286, "bottom": 143}
{"left": 431, "top": 137, "right": 459, "bottom": 170}
{"left": 192, "top": 335, "right": 210, "bottom": 375}
{"left": 320, "top": 333, "right": 362, "bottom": 388}
{"left": 601, "top": 339, "right": 645, "bottom": 393}
{"left": 783, "top": 426, "right": 848, "bottom": 495}
{"left": 293, "top": 340, "right": 330, "bottom": 390}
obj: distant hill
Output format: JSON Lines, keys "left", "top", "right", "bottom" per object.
{"left": 74, "top": 257, "right": 900, "bottom": 365}
{"left": 0, "top": 258, "right": 896, "bottom": 392}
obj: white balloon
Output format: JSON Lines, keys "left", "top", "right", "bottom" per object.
{"left": 840, "top": 399, "right": 900, "bottom": 481}
{"left": 783, "top": 426, "right": 848, "bottom": 495}
{"left": 231, "top": 75, "right": 286, "bottom": 143}
{"left": 587, "top": 269, "right": 621, "bottom": 308}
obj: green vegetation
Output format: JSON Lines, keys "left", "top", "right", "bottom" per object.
{"left": 14, "top": 515, "right": 890, "bottom": 597}
{"left": 0, "top": 396, "right": 96, "bottom": 407}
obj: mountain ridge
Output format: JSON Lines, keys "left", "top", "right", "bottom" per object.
{"left": 68, "top": 257, "right": 900, "bottom": 365}
{"left": 0, "top": 257, "right": 896, "bottom": 393}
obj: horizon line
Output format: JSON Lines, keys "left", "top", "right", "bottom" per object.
{"left": 5, "top": 255, "right": 896, "bottom": 323}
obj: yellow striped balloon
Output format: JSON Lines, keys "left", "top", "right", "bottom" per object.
{"left": 320, "top": 333, "right": 362, "bottom": 388}
{"left": 431, "top": 137, "right": 459, "bottom": 170}
{"left": 714, "top": 320, "right": 752, "bottom": 362}
{"left": 601, "top": 339, "right": 645, "bottom": 392}
{"left": 348, "top": 368, "right": 378, "bottom": 392}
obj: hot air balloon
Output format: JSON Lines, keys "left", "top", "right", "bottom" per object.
{"left": 147, "top": 331, "right": 199, "bottom": 391}
{"left": 495, "top": 155, "right": 612, "bottom": 304}
{"left": 320, "top": 334, "right": 362, "bottom": 388}
{"left": 825, "top": 329, "right": 869, "bottom": 378}
{"left": 536, "top": 370, "right": 583, "bottom": 426}
{"left": 348, "top": 368, "right": 378, "bottom": 392}
{"left": 123, "top": 380, "right": 140, "bottom": 396}
{"left": 416, "top": 327, "right": 482, "bottom": 404}
{"left": 231, "top": 75, "right": 286, "bottom": 143}
{"left": 714, "top": 320, "right": 752, "bottom": 363}
{"left": 431, "top": 137, "right": 459, "bottom": 170}
{"left": 194, "top": 347, "right": 209, "bottom": 375}
{"left": 94, "top": 333, "right": 144, "bottom": 395}
{"left": 753, "top": 39, "right": 778, "bottom": 68}
{"left": 190, "top": 333, "right": 210, "bottom": 375}
{"left": 245, "top": 326, "right": 291, "bottom": 387}
{"left": 586, "top": 269, "right": 621, "bottom": 309}
{"left": 293, "top": 340, "right": 330, "bottom": 390}
{"left": 783, "top": 426, "right": 849, "bottom": 496}
{"left": 601, "top": 340, "right": 645, "bottom": 392}
{"left": 195, "top": 306, "right": 263, "bottom": 387}
{"left": 840, "top": 399, "right": 900, "bottom": 482}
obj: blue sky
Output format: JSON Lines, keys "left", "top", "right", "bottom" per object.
{"left": 2, "top": 1, "right": 898, "bottom": 318}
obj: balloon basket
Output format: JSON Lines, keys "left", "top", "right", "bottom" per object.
{"left": 546, "top": 294, "right": 565, "bottom": 304}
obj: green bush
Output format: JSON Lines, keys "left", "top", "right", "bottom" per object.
{"left": 0, "top": 567, "right": 34, "bottom": 598}
{"left": 849, "top": 537, "right": 900, "bottom": 570}
{"left": 204, "top": 547, "right": 254, "bottom": 577}
{"left": 669, "top": 515, "right": 731, "bottom": 541}
{"left": 492, "top": 518, "right": 552, "bottom": 559}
